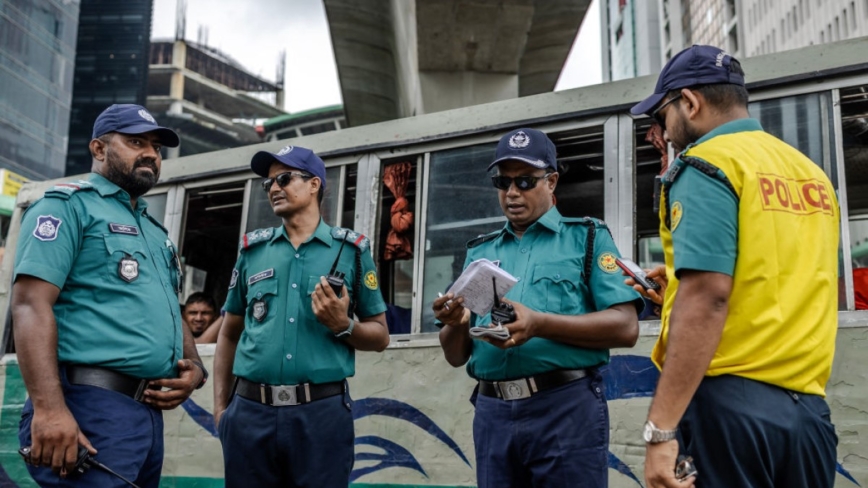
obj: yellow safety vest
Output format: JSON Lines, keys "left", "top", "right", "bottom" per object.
{"left": 654, "top": 128, "right": 839, "bottom": 396}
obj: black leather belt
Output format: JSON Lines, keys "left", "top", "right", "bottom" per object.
{"left": 478, "top": 369, "right": 589, "bottom": 400}
{"left": 235, "top": 377, "right": 344, "bottom": 406}
{"left": 65, "top": 365, "right": 157, "bottom": 402}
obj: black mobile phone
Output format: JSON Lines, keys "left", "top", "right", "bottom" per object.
{"left": 615, "top": 258, "right": 661, "bottom": 291}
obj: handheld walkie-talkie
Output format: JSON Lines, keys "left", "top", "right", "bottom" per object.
{"left": 19, "top": 445, "right": 142, "bottom": 488}
{"left": 326, "top": 234, "right": 349, "bottom": 296}
{"left": 489, "top": 276, "right": 516, "bottom": 326}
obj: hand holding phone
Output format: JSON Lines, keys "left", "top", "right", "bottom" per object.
{"left": 616, "top": 258, "right": 661, "bottom": 291}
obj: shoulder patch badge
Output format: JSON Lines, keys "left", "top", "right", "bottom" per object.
{"left": 229, "top": 269, "right": 239, "bottom": 289}
{"left": 364, "top": 270, "right": 378, "bottom": 290}
{"left": 597, "top": 252, "right": 619, "bottom": 274}
{"left": 33, "top": 215, "right": 62, "bottom": 242}
{"left": 671, "top": 201, "right": 683, "bottom": 231}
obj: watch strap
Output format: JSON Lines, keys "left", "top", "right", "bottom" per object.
{"left": 335, "top": 318, "right": 354, "bottom": 339}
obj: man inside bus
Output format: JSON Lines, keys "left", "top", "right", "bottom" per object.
{"left": 631, "top": 45, "right": 839, "bottom": 488}
{"left": 212, "top": 145, "right": 389, "bottom": 488}
{"left": 182, "top": 292, "right": 223, "bottom": 344}
{"left": 11, "top": 104, "right": 205, "bottom": 487}
{"left": 434, "top": 127, "right": 642, "bottom": 488}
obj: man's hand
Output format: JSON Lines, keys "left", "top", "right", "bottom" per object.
{"left": 28, "top": 406, "right": 96, "bottom": 475}
{"left": 625, "top": 265, "right": 668, "bottom": 305}
{"left": 644, "top": 440, "right": 694, "bottom": 488}
{"left": 311, "top": 276, "right": 352, "bottom": 333}
{"left": 143, "top": 359, "right": 202, "bottom": 410}
{"left": 482, "top": 299, "right": 536, "bottom": 349}
{"left": 433, "top": 292, "right": 469, "bottom": 328}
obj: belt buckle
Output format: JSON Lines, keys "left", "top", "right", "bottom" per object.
{"left": 270, "top": 385, "right": 299, "bottom": 406}
{"left": 496, "top": 379, "right": 533, "bottom": 400}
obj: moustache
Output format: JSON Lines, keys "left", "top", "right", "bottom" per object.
{"left": 134, "top": 158, "right": 158, "bottom": 173}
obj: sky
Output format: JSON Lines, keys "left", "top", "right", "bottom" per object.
{"left": 151, "top": 0, "right": 602, "bottom": 114}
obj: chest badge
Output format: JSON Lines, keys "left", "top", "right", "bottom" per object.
{"left": 252, "top": 300, "right": 268, "bottom": 322}
{"left": 118, "top": 255, "right": 139, "bottom": 282}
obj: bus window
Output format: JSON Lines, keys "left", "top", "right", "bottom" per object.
{"left": 750, "top": 93, "right": 827, "bottom": 169}
{"left": 246, "top": 166, "right": 345, "bottom": 232}
{"left": 550, "top": 125, "right": 606, "bottom": 220}
{"left": 421, "top": 143, "right": 500, "bottom": 332}
{"left": 179, "top": 182, "right": 245, "bottom": 309}
{"left": 634, "top": 119, "right": 668, "bottom": 270}
{"left": 145, "top": 192, "right": 168, "bottom": 226}
{"left": 841, "top": 85, "right": 868, "bottom": 310}
{"left": 376, "top": 159, "right": 418, "bottom": 334}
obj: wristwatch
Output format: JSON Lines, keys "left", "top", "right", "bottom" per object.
{"left": 334, "top": 318, "right": 354, "bottom": 339}
{"left": 643, "top": 420, "right": 678, "bottom": 444}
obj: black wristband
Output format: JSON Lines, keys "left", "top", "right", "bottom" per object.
{"left": 191, "top": 360, "right": 209, "bottom": 390}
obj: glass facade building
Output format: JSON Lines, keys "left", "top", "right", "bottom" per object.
{"left": 65, "top": 0, "right": 152, "bottom": 176}
{"left": 0, "top": 0, "right": 79, "bottom": 180}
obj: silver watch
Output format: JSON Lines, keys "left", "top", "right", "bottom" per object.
{"left": 643, "top": 420, "right": 678, "bottom": 444}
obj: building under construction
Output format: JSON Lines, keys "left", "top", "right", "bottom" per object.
{"left": 147, "top": 39, "right": 286, "bottom": 158}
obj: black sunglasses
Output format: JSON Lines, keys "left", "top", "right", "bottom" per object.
{"left": 651, "top": 93, "right": 682, "bottom": 126}
{"left": 491, "top": 173, "right": 554, "bottom": 191}
{"left": 261, "top": 171, "right": 313, "bottom": 192}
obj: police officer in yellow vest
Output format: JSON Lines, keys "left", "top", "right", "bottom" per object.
{"left": 631, "top": 45, "right": 839, "bottom": 488}
{"left": 213, "top": 145, "right": 389, "bottom": 488}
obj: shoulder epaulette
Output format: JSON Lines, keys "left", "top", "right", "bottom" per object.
{"left": 239, "top": 227, "right": 275, "bottom": 251}
{"left": 466, "top": 229, "right": 503, "bottom": 249}
{"left": 330, "top": 227, "right": 370, "bottom": 253}
{"left": 44, "top": 180, "right": 95, "bottom": 200}
{"left": 563, "top": 216, "right": 609, "bottom": 229}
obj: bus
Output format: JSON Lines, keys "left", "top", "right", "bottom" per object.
{"left": 0, "top": 38, "right": 866, "bottom": 487}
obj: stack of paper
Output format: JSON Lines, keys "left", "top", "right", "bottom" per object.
{"left": 447, "top": 259, "right": 517, "bottom": 341}
{"left": 469, "top": 323, "right": 511, "bottom": 340}
{"left": 446, "top": 258, "right": 517, "bottom": 315}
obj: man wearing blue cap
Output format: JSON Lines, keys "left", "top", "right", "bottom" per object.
{"left": 12, "top": 104, "right": 205, "bottom": 487}
{"left": 632, "top": 46, "right": 839, "bottom": 488}
{"left": 213, "top": 145, "right": 389, "bottom": 488}
{"left": 434, "top": 128, "right": 642, "bottom": 487}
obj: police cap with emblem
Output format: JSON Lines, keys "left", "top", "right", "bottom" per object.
{"left": 631, "top": 45, "right": 745, "bottom": 117}
{"left": 487, "top": 128, "right": 558, "bottom": 172}
{"left": 92, "top": 104, "right": 180, "bottom": 147}
{"left": 250, "top": 145, "right": 328, "bottom": 190}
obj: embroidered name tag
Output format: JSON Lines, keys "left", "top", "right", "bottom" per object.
{"left": 248, "top": 268, "right": 274, "bottom": 285}
{"left": 109, "top": 223, "right": 139, "bottom": 235}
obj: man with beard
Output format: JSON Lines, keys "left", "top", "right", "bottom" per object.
{"left": 213, "top": 145, "right": 388, "bottom": 488}
{"left": 12, "top": 104, "right": 206, "bottom": 487}
{"left": 631, "top": 46, "right": 839, "bottom": 488}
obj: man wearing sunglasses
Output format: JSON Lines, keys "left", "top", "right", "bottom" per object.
{"left": 631, "top": 45, "right": 839, "bottom": 488}
{"left": 212, "top": 145, "right": 389, "bottom": 488}
{"left": 435, "top": 128, "right": 642, "bottom": 487}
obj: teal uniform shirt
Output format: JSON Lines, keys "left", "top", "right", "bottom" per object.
{"left": 223, "top": 220, "right": 387, "bottom": 385}
{"left": 13, "top": 173, "right": 184, "bottom": 379}
{"left": 464, "top": 207, "right": 642, "bottom": 381}
{"left": 665, "top": 119, "right": 755, "bottom": 277}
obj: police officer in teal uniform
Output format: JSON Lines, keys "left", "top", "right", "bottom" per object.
{"left": 435, "top": 128, "right": 642, "bottom": 488}
{"left": 213, "top": 145, "right": 389, "bottom": 488}
{"left": 13, "top": 104, "right": 206, "bottom": 487}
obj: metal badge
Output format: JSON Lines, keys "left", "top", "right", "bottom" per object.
{"left": 252, "top": 300, "right": 268, "bottom": 321}
{"left": 118, "top": 255, "right": 139, "bottom": 282}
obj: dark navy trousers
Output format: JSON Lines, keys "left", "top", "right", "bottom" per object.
{"left": 19, "top": 369, "right": 164, "bottom": 488}
{"left": 472, "top": 371, "right": 609, "bottom": 488}
{"left": 679, "top": 375, "right": 838, "bottom": 488}
{"left": 218, "top": 386, "right": 354, "bottom": 488}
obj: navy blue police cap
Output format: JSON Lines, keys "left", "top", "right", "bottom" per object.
{"left": 631, "top": 45, "right": 745, "bottom": 117}
{"left": 250, "top": 145, "right": 327, "bottom": 190}
{"left": 92, "top": 104, "right": 180, "bottom": 147}
{"left": 487, "top": 128, "right": 558, "bottom": 172}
